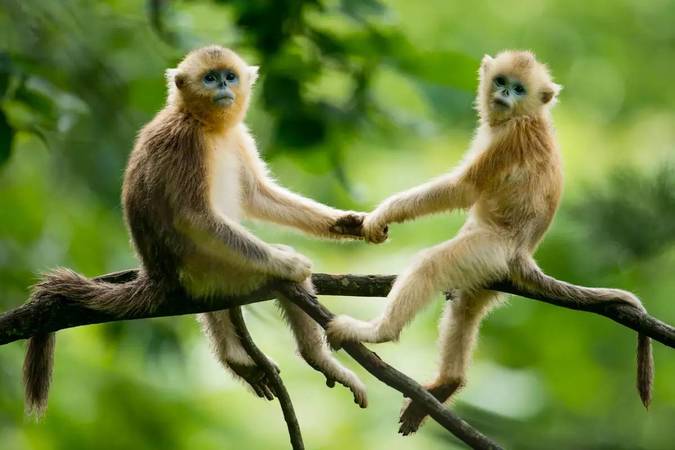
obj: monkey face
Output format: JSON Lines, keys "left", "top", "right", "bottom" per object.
{"left": 202, "top": 69, "right": 239, "bottom": 107}
{"left": 167, "top": 46, "right": 260, "bottom": 124}
{"left": 490, "top": 74, "right": 527, "bottom": 111}
{"left": 478, "top": 51, "right": 561, "bottom": 124}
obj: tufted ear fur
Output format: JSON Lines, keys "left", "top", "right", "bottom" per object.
{"left": 165, "top": 68, "right": 178, "bottom": 84}
{"left": 481, "top": 54, "right": 494, "bottom": 73}
{"left": 248, "top": 66, "right": 259, "bottom": 86}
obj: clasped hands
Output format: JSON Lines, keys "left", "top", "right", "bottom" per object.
{"left": 330, "top": 211, "right": 390, "bottom": 244}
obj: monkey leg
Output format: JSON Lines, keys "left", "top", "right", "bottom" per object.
{"left": 276, "top": 281, "right": 368, "bottom": 408}
{"left": 399, "top": 289, "right": 501, "bottom": 435}
{"left": 328, "top": 231, "right": 509, "bottom": 346}
{"left": 199, "top": 311, "right": 278, "bottom": 400}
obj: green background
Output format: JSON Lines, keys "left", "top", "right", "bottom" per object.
{"left": 1, "top": 0, "right": 674, "bottom": 449}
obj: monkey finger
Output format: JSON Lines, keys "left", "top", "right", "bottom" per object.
{"left": 325, "top": 378, "right": 336, "bottom": 388}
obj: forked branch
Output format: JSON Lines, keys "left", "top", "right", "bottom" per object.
{"left": 230, "top": 306, "right": 304, "bottom": 450}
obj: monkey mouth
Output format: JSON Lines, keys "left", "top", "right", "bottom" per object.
{"left": 213, "top": 94, "right": 235, "bottom": 106}
{"left": 492, "top": 98, "right": 510, "bottom": 109}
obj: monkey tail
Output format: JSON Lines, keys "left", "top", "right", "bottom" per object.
{"left": 511, "top": 256, "right": 653, "bottom": 409}
{"left": 23, "top": 332, "right": 55, "bottom": 419}
{"left": 637, "top": 333, "right": 653, "bottom": 408}
{"left": 23, "top": 267, "right": 161, "bottom": 417}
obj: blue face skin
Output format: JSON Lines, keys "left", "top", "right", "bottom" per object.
{"left": 203, "top": 69, "right": 239, "bottom": 106}
{"left": 492, "top": 75, "right": 527, "bottom": 109}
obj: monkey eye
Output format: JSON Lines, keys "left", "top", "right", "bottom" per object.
{"left": 203, "top": 73, "right": 217, "bottom": 83}
{"left": 494, "top": 76, "right": 506, "bottom": 87}
{"left": 225, "top": 72, "right": 237, "bottom": 82}
{"left": 514, "top": 84, "right": 526, "bottom": 95}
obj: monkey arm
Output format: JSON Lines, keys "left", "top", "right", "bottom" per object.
{"left": 368, "top": 172, "right": 475, "bottom": 227}
{"left": 239, "top": 147, "right": 360, "bottom": 239}
{"left": 177, "top": 210, "right": 311, "bottom": 281}
{"left": 245, "top": 178, "right": 360, "bottom": 238}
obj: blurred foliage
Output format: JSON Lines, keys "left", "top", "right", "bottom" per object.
{"left": 0, "top": 0, "right": 674, "bottom": 449}
{"left": 572, "top": 165, "right": 675, "bottom": 264}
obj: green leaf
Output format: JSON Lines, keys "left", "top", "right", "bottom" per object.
{"left": 392, "top": 49, "right": 478, "bottom": 91}
{"left": 340, "top": 0, "right": 385, "bottom": 20}
{"left": 0, "top": 109, "right": 15, "bottom": 165}
{"left": 0, "top": 52, "right": 10, "bottom": 99}
{"left": 14, "top": 82, "right": 58, "bottom": 123}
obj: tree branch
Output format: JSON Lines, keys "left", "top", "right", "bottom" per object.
{"left": 277, "top": 282, "right": 503, "bottom": 450}
{"left": 1, "top": 270, "right": 673, "bottom": 348}
{"left": 229, "top": 306, "right": 304, "bottom": 450}
{"left": 2, "top": 270, "right": 674, "bottom": 449}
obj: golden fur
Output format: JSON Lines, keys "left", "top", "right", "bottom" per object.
{"left": 328, "top": 50, "right": 652, "bottom": 434}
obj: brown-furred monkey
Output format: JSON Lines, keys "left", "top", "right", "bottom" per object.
{"left": 24, "top": 46, "right": 370, "bottom": 417}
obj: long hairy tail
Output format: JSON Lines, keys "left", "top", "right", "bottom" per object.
{"left": 23, "top": 268, "right": 161, "bottom": 417}
{"left": 511, "top": 256, "right": 653, "bottom": 408}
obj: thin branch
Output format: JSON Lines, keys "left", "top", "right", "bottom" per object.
{"left": 277, "top": 282, "right": 503, "bottom": 450}
{"left": 1, "top": 271, "right": 673, "bottom": 348}
{"left": 229, "top": 306, "right": 304, "bottom": 450}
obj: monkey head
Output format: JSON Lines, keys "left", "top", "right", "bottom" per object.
{"left": 477, "top": 50, "right": 561, "bottom": 125}
{"left": 166, "top": 45, "right": 259, "bottom": 127}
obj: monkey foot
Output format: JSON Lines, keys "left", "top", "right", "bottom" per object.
{"left": 398, "top": 380, "right": 462, "bottom": 436}
{"left": 229, "top": 361, "right": 280, "bottom": 401}
{"left": 340, "top": 377, "right": 368, "bottom": 409}
{"left": 306, "top": 359, "right": 368, "bottom": 408}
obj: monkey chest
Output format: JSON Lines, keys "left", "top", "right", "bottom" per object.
{"left": 208, "top": 146, "right": 242, "bottom": 221}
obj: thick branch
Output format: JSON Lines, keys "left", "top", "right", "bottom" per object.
{"left": 278, "top": 282, "right": 503, "bottom": 450}
{"left": 0, "top": 271, "right": 673, "bottom": 348}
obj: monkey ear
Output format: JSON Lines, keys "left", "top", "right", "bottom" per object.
{"left": 248, "top": 66, "right": 259, "bottom": 86}
{"left": 166, "top": 68, "right": 186, "bottom": 90}
{"left": 481, "top": 54, "right": 494, "bottom": 72}
{"left": 541, "top": 83, "right": 562, "bottom": 104}
{"left": 174, "top": 73, "right": 187, "bottom": 90}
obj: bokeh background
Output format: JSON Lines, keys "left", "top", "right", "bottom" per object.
{"left": 1, "top": 1, "right": 674, "bottom": 449}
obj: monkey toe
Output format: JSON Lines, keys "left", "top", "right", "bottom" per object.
{"left": 250, "top": 375, "right": 277, "bottom": 401}
{"left": 339, "top": 378, "right": 368, "bottom": 408}
{"left": 229, "top": 361, "right": 279, "bottom": 400}
{"left": 398, "top": 401, "right": 427, "bottom": 435}
{"left": 348, "top": 384, "right": 368, "bottom": 409}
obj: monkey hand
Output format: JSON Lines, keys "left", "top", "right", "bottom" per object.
{"left": 269, "top": 244, "right": 313, "bottom": 282}
{"left": 329, "top": 212, "right": 366, "bottom": 238}
{"left": 362, "top": 214, "right": 389, "bottom": 244}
